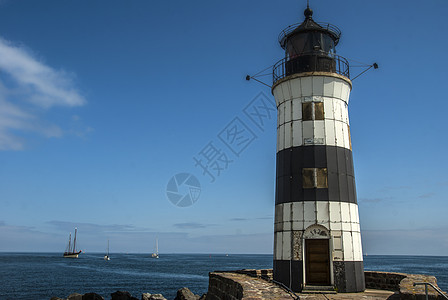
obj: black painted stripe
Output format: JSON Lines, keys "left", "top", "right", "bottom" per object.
{"left": 273, "top": 260, "right": 303, "bottom": 291}
{"left": 275, "top": 145, "right": 357, "bottom": 205}
{"left": 333, "top": 261, "right": 365, "bottom": 292}
{"left": 273, "top": 259, "right": 365, "bottom": 293}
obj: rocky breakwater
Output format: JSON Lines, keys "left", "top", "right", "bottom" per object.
{"left": 51, "top": 287, "right": 205, "bottom": 300}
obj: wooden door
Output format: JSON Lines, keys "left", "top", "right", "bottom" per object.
{"left": 305, "top": 239, "right": 331, "bottom": 285}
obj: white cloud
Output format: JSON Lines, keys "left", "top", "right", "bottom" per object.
{"left": 0, "top": 37, "right": 86, "bottom": 150}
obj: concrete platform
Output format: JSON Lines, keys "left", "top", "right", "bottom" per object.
{"left": 206, "top": 270, "right": 446, "bottom": 300}
{"left": 298, "top": 289, "right": 398, "bottom": 300}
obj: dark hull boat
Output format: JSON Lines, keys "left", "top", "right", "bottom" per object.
{"left": 63, "top": 227, "right": 82, "bottom": 258}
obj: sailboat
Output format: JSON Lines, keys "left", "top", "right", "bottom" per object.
{"left": 151, "top": 238, "right": 159, "bottom": 259}
{"left": 63, "top": 227, "right": 82, "bottom": 258}
{"left": 104, "top": 240, "right": 110, "bottom": 261}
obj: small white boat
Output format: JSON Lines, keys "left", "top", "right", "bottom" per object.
{"left": 151, "top": 238, "right": 159, "bottom": 259}
{"left": 104, "top": 240, "right": 110, "bottom": 261}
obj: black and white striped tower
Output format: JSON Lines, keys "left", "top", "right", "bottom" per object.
{"left": 272, "top": 6, "right": 365, "bottom": 292}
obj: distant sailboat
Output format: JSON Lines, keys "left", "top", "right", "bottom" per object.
{"left": 104, "top": 240, "right": 110, "bottom": 261}
{"left": 151, "top": 238, "right": 159, "bottom": 259}
{"left": 63, "top": 228, "right": 82, "bottom": 258}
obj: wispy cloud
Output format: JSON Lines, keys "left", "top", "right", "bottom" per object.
{"left": 358, "top": 197, "right": 384, "bottom": 203}
{"left": 47, "top": 220, "right": 151, "bottom": 233}
{"left": 418, "top": 192, "right": 435, "bottom": 199}
{"left": 173, "top": 222, "right": 215, "bottom": 229}
{"left": 0, "top": 37, "right": 86, "bottom": 150}
{"left": 230, "top": 218, "right": 248, "bottom": 222}
{"left": 229, "top": 216, "right": 272, "bottom": 222}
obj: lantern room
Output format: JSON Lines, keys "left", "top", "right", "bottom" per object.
{"left": 275, "top": 6, "right": 349, "bottom": 80}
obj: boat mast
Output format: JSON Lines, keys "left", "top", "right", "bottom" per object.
{"left": 68, "top": 232, "right": 71, "bottom": 252}
{"left": 73, "top": 228, "right": 77, "bottom": 253}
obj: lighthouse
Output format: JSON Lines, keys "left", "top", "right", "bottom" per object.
{"left": 272, "top": 6, "right": 365, "bottom": 292}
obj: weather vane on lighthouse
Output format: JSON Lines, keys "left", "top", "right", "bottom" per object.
{"left": 257, "top": 3, "right": 375, "bottom": 293}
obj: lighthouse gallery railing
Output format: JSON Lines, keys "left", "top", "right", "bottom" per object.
{"left": 273, "top": 54, "right": 350, "bottom": 84}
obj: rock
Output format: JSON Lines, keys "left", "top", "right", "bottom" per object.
{"left": 174, "top": 288, "right": 199, "bottom": 300}
{"left": 111, "top": 290, "right": 138, "bottom": 300}
{"left": 148, "top": 294, "right": 166, "bottom": 300}
{"left": 198, "top": 294, "right": 207, "bottom": 300}
{"left": 68, "top": 293, "right": 83, "bottom": 300}
{"left": 141, "top": 293, "right": 151, "bottom": 300}
{"left": 82, "top": 293, "right": 104, "bottom": 300}
{"left": 50, "top": 297, "right": 64, "bottom": 300}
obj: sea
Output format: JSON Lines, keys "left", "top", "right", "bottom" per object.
{"left": 0, "top": 253, "right": 447, "bottom": 300}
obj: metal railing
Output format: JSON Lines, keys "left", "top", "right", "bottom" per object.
{"left": 414, "top": 282, "right": 448, "bottom": 300}
{"left": 278, "top": 22, "right": 341, "bottom": 48}
{"left": 273, "top": 54, "right": 350, "bottom": 84}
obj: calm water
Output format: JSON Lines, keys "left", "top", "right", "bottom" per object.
{"left": 0, "top": 253, "right": 447, "bottom": 300}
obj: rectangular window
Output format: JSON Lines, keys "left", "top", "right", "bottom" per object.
{"left": 302, "top": 102, "right": 324, "bottom": 121}
{"left": 314, "top": 102, "right": 324, "bottom": 120}
{"left": 302, "top": 168, "right": 315, "bottom": 188}
{"left": 302, "top": 168, "right": 328, "bottom": 188}
{"left": 316, "top": 168, "right": 328, "bottom": 188}
{"left": 302, "top": 103, "right": 313, "bottom": 121}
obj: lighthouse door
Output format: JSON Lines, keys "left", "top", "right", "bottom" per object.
{"left": 305, "top": 239, "right": 331, "bottom": 285}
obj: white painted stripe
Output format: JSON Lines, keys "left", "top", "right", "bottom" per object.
{"left": 342, "top": 231, "right": 354, "bottom": 261}
{"left": 312, "top": 76, "right": 324, "bottom": 96}
{"left": 281, "top": 80, "right": 292, "bottom": 101}
{"left": 302, "top": 121, "right": 313, "bottom": 145}
{"left": 285, "top": 122, "right": 292, "bottom": 149}
{"left": 282, "top": 231, "right": 291, "bottom": 260}
{"left": 342, "top": 221, "right": 351, "bottom": 231}
{"left": 329, "top": 202, "right": 341, "bottom": 222}
{"left": 316, "top": 201, "right": 329, "bottom": 222}
{"left": 304, "top": 202, "right": 315, "bottom": 222}
{"left": 273, "top": 76, "right": 351, "bottom": 108}
{"left": 279, "top": 124, "right": 285, "bottom": 151}
{"left": 275, "top": 202, "right": 359, "bottom": 224}
{"left": 333, "top": 100, "right": 342, "bottom": 122}
{"left": 291, "top": 202, "right": 304, "bottom": 221}
{"left": 273, "top": 85, "right": 283, "bottom": 107}
{"left": 292, "top": 121, "right": 303, "bottom": 147}
{"left": 334, "top": 121, "right": 344, "bottom": 148}
{"left": 290, "top": 78, "right": 302, "bottom": 99}
{"left": 330, "top": 221, "right": 342, "bottom": 230}
{"left": 333, "top": 80, "right": 343, "bottom": 99}
{"left": 325, "top": 119, "right": 336, "bottom": 146}
{"left": 353, "top": 231, "right": 364, "bottom": 261}
{"left": 278, "top": 102, "right": 284, "bottom": 126}
{"left": 301, "top": 77, "right": 312, "bottom": 97}
{"left": 284, "top": 100, "right": 292, "bottom": 123}
{"left": 275, "top": 232, "right": 282, "bottom": 260}
{"left": 324, "top": 97, "right": 334, "bottom": 119}
{"left": 314, "top": 121, "right": 325, "bottom": 142}
{"left": 323, "top": 77, "right": 335, "bottom": 98}
{"left": 274, "top": 75, "right": 353, "bottom": 152}
{"left": 292, "top": 99, "right": 301, "bottom": 120}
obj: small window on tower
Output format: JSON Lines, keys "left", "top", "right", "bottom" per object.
{"left": 302, "top": 102, "right": 324, "bottom": 121}
{"left": 302, "top": 103, "right": 313, "bottom": 121}
{"left": 302, "top": 168, "right": 315, "bottom": 188}
{"left": 302, "top": 168, "right": 328, "bottom": 189}
{"left": 314, "top": 102, "right": 324, "bottom": 120}
{"left": 316, "top": 168, "right": 328, "bottom": 188}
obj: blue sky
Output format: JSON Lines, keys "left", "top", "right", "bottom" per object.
{"left": 0, "top": 0, "right": 447, "bottom": 255}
